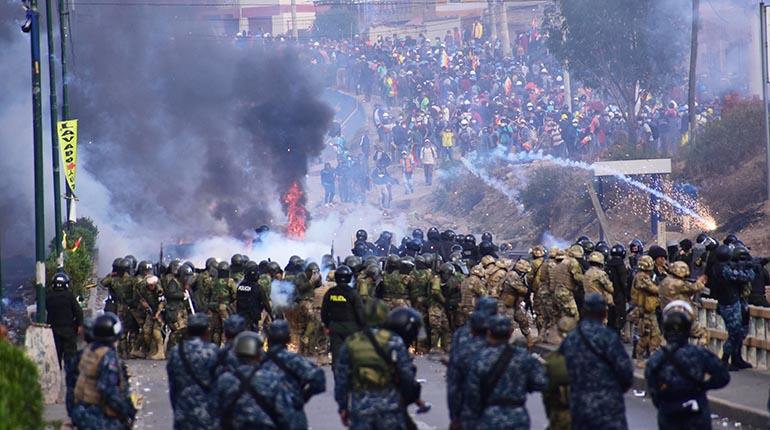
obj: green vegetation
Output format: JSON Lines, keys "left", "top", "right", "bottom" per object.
{"left": 520, "top": 165, "right": 592, "bottom": 232}
{"left": 46, "top": 217, "right": 99, "bottom": 299}
{"left": 0, "top": 340, "right": 44, "bottom": 430}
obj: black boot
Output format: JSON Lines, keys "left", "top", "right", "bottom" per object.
{"left": 733, "top": 352, "right": 753, "bottom": 370}
{"left": 723, "top": 353, "right": 740, "bottom": 371}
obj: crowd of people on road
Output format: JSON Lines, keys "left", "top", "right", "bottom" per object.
{"left": 44, "top": 225, "right": 770, "bottom": 429}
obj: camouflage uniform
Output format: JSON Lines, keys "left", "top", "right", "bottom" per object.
{"left": 458, "top": 266, "right": 487, "bottom": 322}
{"left": 560, "top": 319, "right": 634, "bottom": 430}
{"left": 135, "top": 277, "right": 166, "bottom": 359}
{"left": 542, "top": 350, "right": 571, "bottom": 430}
{"left": 311, "top": 280, "right": 333, "bottom": 359}
{"left": 583, "top": 267, "right": 614, "bottom": 308}
{"left": 261, "top": 344, "right": 326, "bottom": 429}
{"left": 447, "top": 326, "right": 489, "bottom": 428}
{"left": 484, "top": 259, "right": 508, "bottom": 298}
{"left": 166, "top": 336, "right": 220, "bottom": 429}
{"left": 294, "top": 271, "right": 321, "bottom": 355}
{"left": 381, "top": 271, "right": 410, "bottom": 309}
{"left": 355, "top": 271, "right": 375, "bottom": 301}
{"left": 408, "top": 268, "right": 433, "bottom": 351}
{"left": 194, "top": 271, "right": 215, "bottom": 320}
{"left": 527, "top": 256, "right": 546, "bottom": 335}
{"left": 71, "top": 342, "right": 136, "bottom": 430}
{"left": 659, "top": 276, "right": 707, "bottom": 345}
{"left": 106, "top": 273, "right": 135, "bottom": 358}
{"left": 444, "top": 272, "right": 464, "bottom": 332}
{"left": 334, "top": 328, "right": 416, "bottom": 430}
{"left": 428, "top": 274, "right": 449, "bottom": 351}
{"left": 210, "top": 276, "right": 237, "bottom": 346}
{"left": 214, "top": 363, "right": 297, "bottom": 429}
{"left": 551, "top": 257, "right": 583, "bottom": 330}
{"left": 631, "top": 270, "right": 661, "bottom": 360}
{"left": 501, "top": 268, "right": 531, "bottom": 338}
{"left": 257, "top": 274, "right": 274, "bottom": 326}
{"left": 164, "top": 277, "right": 189, "bottom": 350}
{"left": 645, "top": 341, "right": 730, "bottom": 430}
{"left": 466, "top": 343, "right": 547, "bottom": 429}
{"left": 537, "top": 255, "right": 561, "bottom": 340}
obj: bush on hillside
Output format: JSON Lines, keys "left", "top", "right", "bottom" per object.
{"left": 519, "top": 165, "right": 593, "bottom": 232}
{"left": 0, "top": 340, "right": 44, "bottom": 430}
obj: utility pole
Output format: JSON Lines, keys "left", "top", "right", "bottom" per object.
{"left": 687, "top": 0, "right": 699, "bottom": 146}
{"left": 59, "top": 0, "right": 74, "bottom": 226}
{"left": 761, "top": 3, "right": 770, "bottom": 201}
{"left": 25, "top": 0, "right": 48, "bottom": 323}
{"left": 498, "top": 1, "right": 511, "bottom": 57}
{"left": 488, "top": 0, "right": 497, "bottom": 42}
{"left": 290, "top": 0, "right": 298, "bottom": 41}
{"left": 45, "top": 0, "right": 63, "bottom": 266}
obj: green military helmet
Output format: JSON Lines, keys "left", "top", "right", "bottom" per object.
{"left": 399, "top": 258, "right": 415, "bottom": 275}
{"left": 514, "top": 259, "right": 532, "bottom": 274}
{"left": 637, "top": 255, "right": 654, "bottom": 272}
{"left": 344, "top": 255, "right": 363, "bottom": 273}
{"left": 669, "top": 261, "right": 690, "bottom": 279}
{"left": 112, "top": 258, "right": 123, "bottom": 273}
{"left": 266, "top": 261, "right": 283, "bottom": 277}
{"left": 362, "top": 298, "right": 390, "bottom": 327}
{"left": 414, "top": 255, "right": 429, "bottom": 270}
{"left": 217, "top": 261, "right": 231, "bottom": 279}
{"left": 385, "top": 255, "right": 401, "bottom": 273}
{"left": 587, "top": 251, "right": 605, "bottom": 266}
{"left": 136, "top": 260, "right": 154, "bottom": 277}
{"left": 530, "top": 245, "right": 546, "bottom": 258}
{"left": 177, "top": 264, "right": 194, "bottom": 283}
{"left": 364, "top": 264, "right": 381, "bottom": 279}
{"left": 439, "top": 262, "right": 455, "bottom": 282}
{"left": 305, "top": 262, "right": 320, "bottom": 277}
{"left": 117, "top": 258, "right": 132, "bottom": 276}
{"left": 167, "top": 259, "right": 182, "bottom": 276}
{"left": 364, "top": 256, "right": 380, "bottom": 268}
{"left": 567, "top": 245, "right": 584, "bottom": 259}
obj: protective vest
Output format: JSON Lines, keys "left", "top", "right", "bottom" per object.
{"left": 382, "top": 272, "right": 407, "bottom": 299}
{"left": 324, "top": 287, "right": 359, "bottom": 324}
{"left": 74, "top": 346, "right": 123, "bottom": 415}
{"left": 347, "top": 329, "right": 394, "bottom": 391}
{"left": 212, "top": 278, "right": 235, "bottom": 305}
{"left": 632, "top": 272, "right": 659, "bottom": 313}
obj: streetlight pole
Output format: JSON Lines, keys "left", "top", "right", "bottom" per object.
{"left": 45, "top": 0, "right": 64, "bottom": 266}
{"left": 761, "top": 3, "right": 770, "bottom": 201}
{"left": 25, "top": 0, "right": 48, "bottom": 323}
{"left": 59, "top": 0, "right": 74, "bottom": 226}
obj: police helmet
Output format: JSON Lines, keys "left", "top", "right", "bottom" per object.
{"left": 732, "top": 245, "right": 751, "bottom": 262}
{"left": 224, "top": 315, "right": 247, "bottom": 338}
{"left": 244, "top": 261, "right": 259, "bottom": 281}
{"left": 205, "top": 257, "right": 218, "bottom": 271}
{"left": 384, "top": 307, "right": 424, "bottom": 346}
{"left": 479, "top": 241, "right": 496, "bottom": 257}
{"left": 679, "top": 239, "right": 693, "bottom": 252}
{"left": 335, "top": 265, "right": 354, "bottom": 285}
{"left": 576, "top": 235, "right": 590, "bottom": 243}
{"left": 399, "top": 259, "right": 416, "bottom": 275}
{"left": 117, "top": 258, "right": 132, "bottom": 275}
{"left": 51, "top": 272, "right": 71, "bottom": 290}
{"left": 231, "top": 254, "right": 245, "bottom": 268}
{"left": 441, "top": 230, "right": 456, "bottom": 242}
{"left": 439, "top": 262, "right": 455, "bottom": 281}
{"left": 112, "top": 258, "right": 123, "bottom": 272}
{"left": 344, "top": 255, "right": 363, "bottom": 272}
{"left": 92, "top": 312, "right": 122, "bottom": 342}
{"left": 723, "top": 234, "right": 739, "bottom": 246}
{"left": 465, "top": 234, "right": 477, "bottom": 245}
{"left": 427, "top": 227, "right": 440, "bottom": 241}
{"left": 481, "top": 231, "right": 493, "bottom": 243}
{"left": 696, "top": 233, "right": 709, "bottom": 244}
{"left": 662, "top": 301, "right": 694, "bottom": 342}
{"left": 266, "top": 319, "right": 291, "bottom": 345}
{"left": 321, "top": 254, "right": 336, "bottom": 271}
{"left": 167, "top": 260, "right": 182, "bottom": 276}
{"left": 356, "top": 229, "right": 368, "bottom": 242}
{"left": 583, "top": 293, "right": 607, "bottom": 314}
{"left": 628, "top": 239, "right": 644, "bottom": 254}
{"left": 234, "top": 331, "right": 264, "bottom": 359}
{"left": 258, "top": 260, "right": 269, "bottom": 274}
{"left": 267, "top": 261, "right": 283, "bottom": 276}
{"left": 406, "top": 239, "right": 421, "bottom": 252}
{"left": 578, "top": 238, "right": 595, "bottom": 254}
{"left": 217, "top": 262, "right": 231, "bottom": 278}
{"left": 412, "top": 228, "right": 425, "bottom": 241}
{"left": 137, "top": 260, "right": 154, "bottom": 276}
{"left": 365, "top": 264, "right": 381, "bottom": 279}
{"left": 83, "top": 317, "right": 95, "bottom": 343}
{"left": 352, "top": 242, "right": 369, "bottom": 257}
{"left": 385, "top": 255, "right": 401, "bottom": 272}
{"left": 715, "top": 245, "right": 732, "bottom": 262}
{"left": 415, "top": 255, "right": 429, "bottom": 270}
{"left": 305, "top": 262, "right": 320, "bottom": 276}
{"left": 124, "top": 255, "right": 138, "bottom": 273}
{"left": 610, "top": 244, "right": 626, "bottom": 259}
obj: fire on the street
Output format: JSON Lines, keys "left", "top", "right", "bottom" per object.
{"left": 284, "top": 181, "right": 307, "bottom": 239}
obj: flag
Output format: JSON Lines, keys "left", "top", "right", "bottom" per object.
{"left": 440, "top": 50, "right": 450, "bottom": 68}
{"left": 504, "top": 77, "right": 513, "bottom": 96}
{"left": 70, "top": 237, "right": 82, "bottom": 252}
{"left": 57, "top": 119, "right": 78, "bottom": 192}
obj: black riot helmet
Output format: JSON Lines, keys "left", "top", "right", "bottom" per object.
{"left": 234, "top": 331, "right": 264, "bottom": 360}
{"left": 595, "top": 242, "right": 610, "bottom": 261}
{"left": 177, "top": 264, "right": 194, "bottom": 282}
{"left": 715, "top": 245, "right": 732, "bottom": 262}
{"left": 399, "top": 259, "right": 415, "bottom": 275}
{"left": 415, "top": 255, "right": 429, "bottom": 270}
{"left": 258, "top": 260, "right": 269, "bottom": 274}
{"left": 167, "top": 259, "right": 182, "bottom": 276}
{"left": 481, "top": 231, "right": 493, "bottom": 243}
{"left": 117, "top": 258, "right": 132, "bottom": 276}
{"left": 696, "top": 233, "right": 709, "bottom": 244}
{"left": 662, "top": 301, "right": 694, "bottom": 343}
{"left": 610, "top": 244, "right": 626, "bottom": 259}
{"left": 92, "top": 312, "right": 122, "bottom": 342}
{"left": 266, "top": 319, "right": 291, "bottom": 346}
{"left": 334, "top": 265, "right": 354, "bottom": 285}
{"left": 628, "top": 239, "right": 644, "bottom": 255}
{"left": 124, "top": 255, "right": 138, "bottom": 274}
{"left": 441, "top": 229, "right": 456, "bottom": 242}
{"left": 723, "top": 234, "right": 739, "bottom": 246}
{"left": 267, "top": 261, "right": 283, "bottom": 277}
{"left": 384, "top": 307, "right": 424, "bottom": 346}
{"left": 137, "top": 260, "right": 154, "bottom": 276}
{"left": 405, "top": 239, "right": 421, "bottom": 252}
{"left": 578, "top": 238, "right": 595, "bottom": 254}
{"left": 732, "top": 245, "right": 751, "bottom": 262}
{"left": 412, "top": 228, "right": 424, "bottom": 241}
{"left": 380, "top": 231, "right": 393, "bottom": 242}
{"left": 51, "top": 272, "right": 71, "bottom": 290}
{"left": 352, "top": 242, "right": 369, "bottom": 257}
{"left": 385, "top": 255, "right": 400, "bottom": 273}
{"left": 205, "top": 257, "right": 218, "bottom": 271}
{"left": 356, "top": 229, "right": 368, "bottom": 242}
{"left": 217, "top": 261, "right": 231, "bottom": 278}
{"left": 112, "top": 258, "right": 123, "bottom": 273}
{"left": 305, "top": 262, "right": 320, "bottom": 278}
{"left": 244, "top": 261, "right": 259, "bottom": 281}
{"left": 427, "top": 227, "right": 440, "bottom": 241}
{"left": 478, "top": 241, "right": 496, "bottom": 257}
{"left": 465, "top": 234, "right": 477, "bottom": 245}
{"left": 231, "top": 254, "right": 245, "bottom": 269}
{"left": 439, "top": 262, "right": 455, "bottom": 282}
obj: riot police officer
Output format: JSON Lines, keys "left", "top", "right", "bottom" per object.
{"left": 236, "top": 261, "right": 270, "bottom": 331}
{"left": 321, "top": 265, "right": 365, "bottom": 365}
{"left": 46, "top": 272, "right": 84, "bottom": 365}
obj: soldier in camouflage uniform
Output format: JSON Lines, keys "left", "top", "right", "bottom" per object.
{"left": 428, "top": 267, "right": 450, "bottom": 352}
{"left": 458, "top": 263, "right": 488, "bottom": 328}
{"left": 230, "top": 254, "right": 247, "bottom": 284}
{"left": 440, "top": 263, "right": 463, "bottom": 333}
{"left": 294, "top": 262, "right": 322, "bottom": 355}
{"left": 214, "top": 331, "right": 297, "bottom": 429}
{"left": 582, "top": 252, "right": 614, "bottom": 314}
{"left": 502, "top": 259, "right": 534, "bottom": 344}
{"left": 659, "top": 261, "right": 708, "bottom": 345}
{"left": 482, "top": 256, "right": 507, "bottom": 298}
{"left": 542, "top": 317, "right": 576, "bottom": 430}
{"left": 210, "top": 261, "right": 237, "bottom": 347}
{"left": 165, "top": 265, "right": 192, "bottom": 351}
{"left": 104, "top": 258, "right": 136, "bottom": 359}
{"left": 263, "top": 320, "right": 326, "bottom": 429}
{"left": 357, "top": 263, "right": 381, "bottom": 302}
{"left": 334, "top": 299, "right": 418, "bottom": 430}
{"left": 447, "top": 297, "right": 498, "bottom": 429}
{"left": 630, "top": 256, "right": 662, "bottom": 367}
{"left": 466, "top": 315, "right": 547, "bottom": 429}
{"left": 409, "top": 255, "right": 434, "bottom": 352}
{"left": 527, "top": 246, "right": 547, "bottom": 338}
{"left": 194, "top": 258, "right": 218, "bottom": 322}
{"left": 166, "top": 314, "right": 219, "bottom": 430}
{"left": 381, "top": 256, "right": 410, "bottom": 309}
{"left": 537, "top": 247, "right": 562, "bottom": 342}
{"left": 70, "top": 312, "right": 136, "bottom": 430}
{"left": 560, "top": 294, "right": 633, "bottom": 430}
{"left": 135, "top": 272, "right": 166, "bottom": 360}
{"left": 551, "top": 246, "right": 584, "bottom": 332}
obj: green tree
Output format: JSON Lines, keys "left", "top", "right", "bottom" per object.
{"left": 544, "top": 0, "right": 688, "bottom": 140}
{"left": 0, "top": 340, "right": 44, "bottom": 430}
{"left": 46, "top": 217, "right": 99, "bottom": 298}
{"left": 315, "top": 5, "right": 358, "bottom": 40}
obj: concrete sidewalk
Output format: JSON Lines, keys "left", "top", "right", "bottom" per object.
{"left": 532, "top": 340, "right": 770, "bottom": 428}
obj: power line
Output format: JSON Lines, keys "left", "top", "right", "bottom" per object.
{"left": 71, "top": 0, "right": 540, "bottom": 6}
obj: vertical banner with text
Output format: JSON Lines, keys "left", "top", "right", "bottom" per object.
{"left": 57, "top": 119, "right": 78, "bottom": 192}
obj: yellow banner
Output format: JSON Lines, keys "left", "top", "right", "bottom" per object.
{"left": 57, "top": 119, "right": 78, "bottom": 192}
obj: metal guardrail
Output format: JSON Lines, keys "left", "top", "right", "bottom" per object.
{"left": 698, "top": 298, "right": 770, "bottom": 369}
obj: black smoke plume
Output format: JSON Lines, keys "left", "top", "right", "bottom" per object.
{"left": 68, "top": 5, "right": 332, "bottom": 238}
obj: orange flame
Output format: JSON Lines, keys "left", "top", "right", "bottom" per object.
{"left": 284, "top": 181, "right": 307, "bottom": 239}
